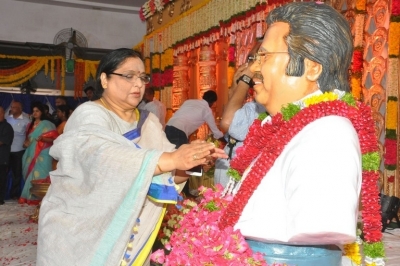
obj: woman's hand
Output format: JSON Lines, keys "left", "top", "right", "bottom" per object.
{"left": 156, "top": 140, "right": 228, "bottom": 174}
{"left": 23, "top": 139, "right": 31, "bottom": 148}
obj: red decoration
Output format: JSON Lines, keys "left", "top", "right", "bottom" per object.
{"left": 352, "top": 50, "right": 363, "bottom": 73}
{"left": 384, "top": 138, "right": 398, "bottom": 166}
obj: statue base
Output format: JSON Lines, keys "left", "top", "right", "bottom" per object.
{"left": 246, "top": 240, "right": 342, "bottom": 266}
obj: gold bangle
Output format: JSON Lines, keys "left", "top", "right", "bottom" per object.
{"left": 157, "top": 163, "right": 166, "bottom": 173}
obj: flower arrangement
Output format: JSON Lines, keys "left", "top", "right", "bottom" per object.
{"left": 140, "top": 0, "right": 173, "bottom": 21}
{"left": 151, "top": 184, "right": 268, "bottom": 265}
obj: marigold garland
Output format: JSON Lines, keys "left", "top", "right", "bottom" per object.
{"left": 386, "top": 97, "right": 398, "bottom": 130}
{"left": 0, "top": 54, "right": 66, "bottom": 93}
{"left": 388, "top": 21, "right": 400, "bottom": 56}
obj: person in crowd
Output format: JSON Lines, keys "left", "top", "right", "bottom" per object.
{"left": 37, "top": 48, "right": 227, "bottom": 265}
{"left": 141, "top": 87, "right": 166, "bottom": 129}
{"left": 214, "top": 59, "right": 266, "bottom": 187}
{"left": 165, "top": 90, "right": 224, "bottom": 195}
{"left": 19, "top": 102, "right": 58, "bottom": 205}
{"left": 84, "top": 86, "right": 95, "bottom": 101}
{"left": 42, "top": 104, "right": 56, "bottom": 124}
{"left": 6, "top": 100, "right": 30, "bottom": 200}
{"left": 55, "top": 104, "right": 70, "bottom": 135}
{"left": 217, "top": 3, "right": 363, "bottom": 265}
{"left": 165, "top": 90, "right": 223, "bottom": 148}
{"left": 51, "top": 96, "right": 68, "bottom": 126}
{"left": 0, "top": 107, "right": 14, "bottom": 205}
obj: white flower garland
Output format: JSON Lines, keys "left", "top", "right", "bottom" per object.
{"left": 144, "top": 0, "right": 266, "bottom": 57}
{"left": 354, "top": 14, "right": 365, "bottom": 48}
{"left": 387, "top": 58, "right": 399, "bottom": 97}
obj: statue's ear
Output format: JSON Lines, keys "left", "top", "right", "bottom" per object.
{"left": 304, "top": 58, "right": 322, "bottom": 82}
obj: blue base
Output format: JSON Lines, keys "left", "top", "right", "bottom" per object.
{"left": 247, "top": 240, "right": 342, "bottom": 266}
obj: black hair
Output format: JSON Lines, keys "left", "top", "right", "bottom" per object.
{"left": 28, "top": 101, "right": 47, "bottom": 132}
{"left": 202, "top": 90, "right": 218, "bottom": 106}
{"left": 84, "top": 86, "right": 94, "bottom": 94}
{"left": 56, "top": 104, "right": 71, "bottom": 120}
{"left": 266, "top": 2, "right": 353, "bottom": 92}
{"left": 94, "top": 48, "right": 144, "bottom": 99}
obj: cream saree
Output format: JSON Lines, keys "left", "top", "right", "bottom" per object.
{"left": 37, "top": 102, "right": 176, "bottom": 265}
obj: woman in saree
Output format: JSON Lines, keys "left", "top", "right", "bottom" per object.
{"left": 37, "top": 48, "right": 227, "bottom": 266}
{"left": 19, "top": 102, "right": 57, "bottom": 205}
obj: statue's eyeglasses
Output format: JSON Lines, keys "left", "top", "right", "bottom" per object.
{"left": 248, "top": 51, "right": 289, "bottom": 64}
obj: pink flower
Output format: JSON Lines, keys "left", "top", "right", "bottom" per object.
{"left": 150, "top": 249, "right": 165, "bottom": 264}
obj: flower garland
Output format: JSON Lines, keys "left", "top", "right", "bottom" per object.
{"left": 219, "top": 92, "right": 384, "bottom": 264}
{"left": 227, "top": 44, "right": 236, "bottom": 88}
{"left": 0, "top": 54, "right": 65, "bottom": 94}
{"left": 382, "top": 0, "right": 400, "bottom": 197}
{"left": 141, "top": 0, "right": 265, "bottom": 56}
{"left": 350, "top": 1, "right": 366, "bottom": 102}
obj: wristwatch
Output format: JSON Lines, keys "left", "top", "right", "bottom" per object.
{"left": 236, "top": 74, "right": 254, "bottom": 87}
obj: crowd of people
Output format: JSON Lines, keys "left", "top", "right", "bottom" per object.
{"left": 0, "top": 2, "right": 381, "bottom": 265}
{"left": 0, "top": 97, "right": 75, "bottom": 205}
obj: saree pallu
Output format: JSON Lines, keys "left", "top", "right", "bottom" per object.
{"left": 20, "top": 120, "right": 57, "bottom": 203}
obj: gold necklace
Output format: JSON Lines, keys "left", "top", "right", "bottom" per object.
{"left": 100, "top": 97, "right": 140, "bottom": 121}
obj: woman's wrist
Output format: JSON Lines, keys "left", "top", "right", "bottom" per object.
{"left": 157, "top": 152, "right": 174, "bottom": 174}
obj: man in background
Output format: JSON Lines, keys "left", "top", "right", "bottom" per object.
{"left": 0, "top": 106, "right": 14, "bottom": 205}
{"left": 5, "top": 101, "right": 29, "bottom": 200}
{"left": 142, "top": 87, "right": 166, "bottom": 129}
{"left": 84, "top": 86, "right": 95, "bottom": 101}
{"left": 165, "top": 90, "right": 223, "bottom": 148}
{"left": 165, "top": 90, "right": 224, "bottom": 196}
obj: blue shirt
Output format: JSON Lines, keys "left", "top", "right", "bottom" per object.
{"left": 6, "top": 114, "right": 31, "bottom": 152}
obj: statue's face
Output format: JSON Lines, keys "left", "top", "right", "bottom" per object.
{"left": 251, "top": 22, "right": 319, "bottom": 115}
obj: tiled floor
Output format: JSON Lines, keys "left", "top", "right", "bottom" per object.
{"left": 1, "top": 200, "right": 399, "bottom": 266}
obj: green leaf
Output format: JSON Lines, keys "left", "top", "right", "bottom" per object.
{"left": 281, "top": 103, "right": 301, "bottom": 121}
{"left": 362, "top": 152, "right": 381, "bottom": 171}
{"left": 227, "top": 168, "right": 241, "bottom": 182}
{"left": 363, "top": 241, "right": 385, "bottom": 258}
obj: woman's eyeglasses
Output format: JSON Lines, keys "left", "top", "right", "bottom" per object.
{"left": 109, "top": 72, "right": 151, "bottom": 85}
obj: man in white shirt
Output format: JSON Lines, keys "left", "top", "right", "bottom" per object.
{"left": 6, "top": 101, "right": 30, "bottom": 199}
{"left": 165, "top": 90, "right": 223, "bottom": 196}
{"left": 142, "top": 88, "right": 166, "bottom": 129}
{"left": 165, "top": 90, "right": 223, "bottom": 148}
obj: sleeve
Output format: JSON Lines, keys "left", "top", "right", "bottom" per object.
{"left": 144, "top": 103, "right": 161, "bottom": 119}
{"left": 228, "top": 102, "right": 260, "bottom": 141}
{"left": 0, "top": 124, "right": 14, "bottom": 146}
{"left": 285, "top": 116, "right": 362, "bottom": 244}
{"left": 203, "top": 105, "right": 223, "bottom": 139}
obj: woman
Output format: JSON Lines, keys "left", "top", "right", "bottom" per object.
{"left": 55, "top": 104, "right": 70, "bottom": 134}
{"left": 37, "top": 48, "right": 227, "bottom": 265}
{"left": 19, "top": 102, "right": 57, "bottom": 205}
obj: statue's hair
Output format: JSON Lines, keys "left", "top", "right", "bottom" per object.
{"left": 266, "top": 2, "right": 353, "bottom": 92}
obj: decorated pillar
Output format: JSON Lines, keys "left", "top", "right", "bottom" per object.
{"left": 197, "top": 45, "right": 217, "bottom": 140}
{"left": 172, "top": 54, "right": 189, "bottom": 111}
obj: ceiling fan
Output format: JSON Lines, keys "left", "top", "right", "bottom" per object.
{"left": 54, "top": 28, "right": 88, "bottom": 72}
